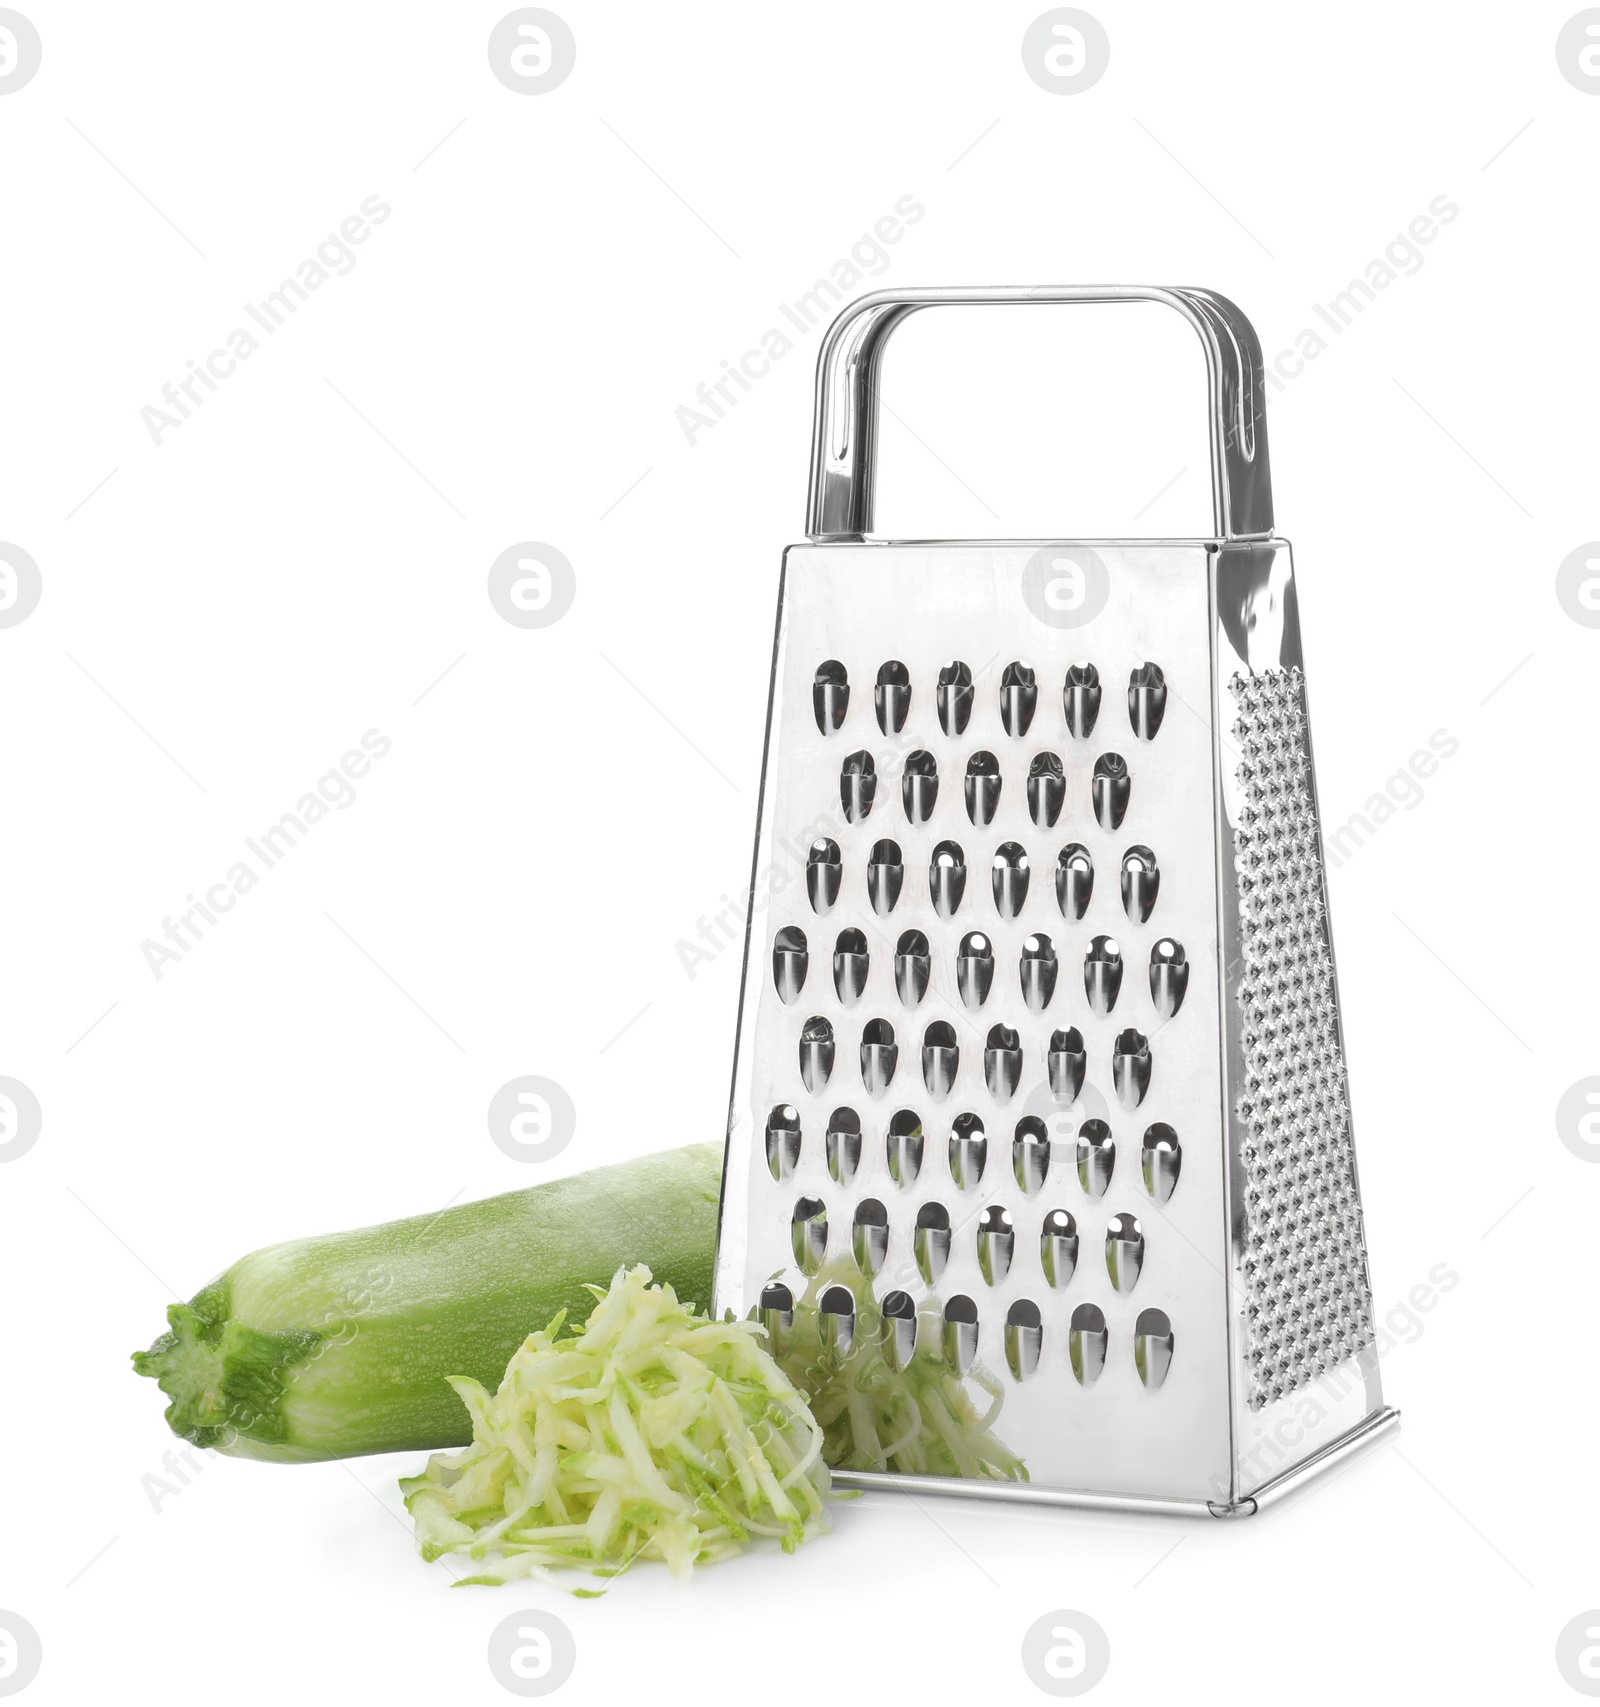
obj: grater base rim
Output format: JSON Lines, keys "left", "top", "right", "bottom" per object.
{"left": 831, "top": 1405, "right": 1400, "bottom": 1520}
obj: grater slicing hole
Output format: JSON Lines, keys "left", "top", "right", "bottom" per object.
{"left": 772, "top": 925, "right": 808, "bottom": 1004}
{"left": 818, "top": 1282, "right": 856, "bottom": 1361}
{"left": 1064, "top": 661, "right": 1102, "bottom": 740}
{"left": 914, "top": 1200, "right": 952, "bottom": 1285}
{"left": 799, "top": 1016, "right": 835, "bottom": 1094}
{"left": 921, "top": 1020, "right": 959, "bottom": 1098}
{"left": 1134, "top": 1307, "right": 1174, "bottom": 1388}
{"left": 977, "top": 1203, "right": 1015, "bottom": 1285}
{"left": 813, "top": 660, "right": 848, "bottom": 735}
{"left": 1120, "top": 845, "right": 1160, "bottom": 924}
{"left": 894, "top": 929, "right": 931, "bottom": 1007}
{"left": 1076, "top": 1118, "right": 1115, "bottom": 1198}
{"left": 930, "top": 840, "right": 968, "bottom": 917}
{"left": 942, "top": 1293, "right": 980, "bottom": 1375}
{"left": 902, "top": 749, "right": 938, "bottom": 823}
{"left": 937, "top": 660, "right": 974, "bottom": 736}
{"left": 948, "top": 1111, "right": 988, "bottom": 1189}
{"left": 964, "top": 751, "right": 1001, "bottom": 826}
{"left": 860, "top": 1018, "right": 898, "bottom": 1096}
{"left": 1141, "top": 1122, "right": 1181, "bottom": 1203}
{"left": 1056, "top": 842, "right": 1094, "bottom": 920}
{"left": 867, "top": 839, "right": 905, "bottom": 917}
{"left": 984, "top": 1023, "right": 1022, "bottom": 1101}
{"left": 833, "top": 928, "right": 869, "bottom": 1006}
{"left": 1005, "top": 1298, "right": 1043, "bottom": 1381}
{"left": 1069, "top": 1302, "right": 1108, "bottom": 1386}
{"left": 840, "top": 750, "right": 877, "bottom": 823}
{"left": 1112, "top": 1028, "right": 1152, "bottom": 1110}
{"left": 1084, "top": 935, "right": 1123, "bottom": 1015}
{"left": 765, "top": 1104, "right": 801, "bottom": 1181}
{"left": 851, "top": 1196, "right": 889, "bottom": 1277}
{"left": 1027, "top": 752, "right": 1066, "bottom": 829}
{"left": 1149, "top": 938, "right": 1189, "bottom": 1018}
{"left": 1040, "top": 1209, "right": 1079, "bottom": 1288}
{"left": 1047, "top": 1026, "right": 1087, "bottom": 1103}
{"left": 1105, "top": 1212, "right": 1145, "bottom": 1295}
{"left": 758, "top": 1281, "right": 794, "bottom": 1355}
{"left": 956, "top": 931, "right": 996, "bottom": 1010}
{"left": 1128, "top": 662, "right": 1168, "bottom": 741}
{"left": 1000, "top": 661, "right": 1038, "bottom": 738}
{"left": 826, "top": 1106, "right": 863, "bottom": 1184}
{"left": 1092, "top": 752, "right": 1130, "bottom": 831}
{"left": 1013, "top": 1114, "right": 1050, "bottom": 1194}
{"left": 886, "top": 1108, "right": 924, "bottom": 1186}
{"left": 875, "top": 660, "right": 911, "bottom": 736}
{"left": 806, "top": 838, "right": 842, "bottom": 915}
{"left": 790, "top": 1195, "right": 828, "bottom": 1276}
{"left": 880, "top": 1288, "right": 918, "bottom": 1369}
{"left": 1020, "top": 932, "right": 1059, "bottom": 1013}
{"left": 992, "top": 841, "right": 1031, "bottom": 919}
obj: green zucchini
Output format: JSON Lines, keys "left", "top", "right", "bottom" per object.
{"left": 132, "top": 1143, "right": 722, "bottom": 1463}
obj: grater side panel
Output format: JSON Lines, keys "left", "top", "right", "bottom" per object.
{"left": 720, "top": 541, "right": 1235, "bottom": 1504}
{"left": 713, "top": 555, "right": 794, "bottom": 1311}
{"left": 1213, "top": 543, "right": 1385, "bottom": 1501}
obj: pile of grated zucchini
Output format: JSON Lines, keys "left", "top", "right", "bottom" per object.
{"left": 402, "top": 1265, "right": 831, "bottom": 1586}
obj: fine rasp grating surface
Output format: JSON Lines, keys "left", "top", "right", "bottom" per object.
{"left": 1230, "top": 667, "right": 1374, "bottom": 1409}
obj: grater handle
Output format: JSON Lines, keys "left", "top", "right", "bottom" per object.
{"left": 805, "top": 285, "right": 1273, "bottom": 542}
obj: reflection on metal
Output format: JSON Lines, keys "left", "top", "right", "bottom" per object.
{"left": 826, "top": 1107, "right": 862, "bottom": 1184}
{"left": 1069, "top": 1302, "right": 1108, "bottom": 1386}
{"left": 812, "top": 659, "right": 848, "bottom": 734}
{"left": 773, "top": 925, "right": 808, "bottom": 1004}
{"left": 1056, "top": 842, "right": 1094, "bottom": 919}
{"left": 902, "top": 749, "right": 938, "bottom": 823}
{"left": 1047, "top": 1026, "right": 1087, "bottom": 1102}
{"left": 1135, "top": 1307, "right": 1174, "bottom": 1389}
{"left": 964, "top": 751, "right": 1001, "bottom": 825}
{"left": 867, "top": 839, "right": 904, "bottom": 916}
{"left": 1005, "top": 1298, "right": 1043, "bottom": 1382}
{"left": 841, "top": 749, "right": 876, "bottom": 822}
{"left": 875, "top": 660, "right": 911, "bottom": 735}
{"left": 806, "top": 838, "right": 842, "bottom": 914}
{"left": 948, "top": 1112, "right": 988, "bottom": 1190}
{"left": 765, "top": 1104, "right": 800, "bottom": 1180}
{"left": 1040, "top": 1209, "right": 1079, "bottom": 1288}
{"left": 819, "top": 1283, "right": 856, "bottom": 1360}
{"left": 887, "top": 1109, "right": 924, "bottom": 1186}
{"left": 860, "top": 1018, "right": 898, "bottom": 1096}
{"left": 1141, "top": 1123, "right": 1181, "bottom": 1203}
{"left": 1149, "top": 937, "right": 1189, "bottom": 1018}
{"left": 1063, "top": 661, "right": 1101, "bottom": 739}
{"left": 1013, "top": 1115, "right": 1050, "bottom": 1194}
{"left": 799, "top": 1016, "right": 834, "bottom": 1093}
{"left": 930, "top": 841, "right": 968, "bottom": 918}
{"left": 895, "top": 929, "right": 931, "bottom": 1007}
{"left": 1000, "top": 661, "right": 1038, "bottom": 737}
{"left": 915, "top": 1201, "right": 952, "bottom": 1285}
{"left": 937, "top": 660, "right": 973, "bottom": 736}
{"left": 1105, "top": 1212, "right": 1145, "bottom": 1295}
{"left": 791, "top": 1196, "right": 828, "bottom": 1275}
{"left": 1076, "top": 1119, "right": 1115, "bottom": 1198}
{"left": 943, "top": 1294, "right": 979, "bottom": 1375}
{"left": 852, "top": 1198, "right": 889, "bottom": 1277}
{"left": 832, "top": 927, "right": 868, "bottom": 1006}
{"left": 977, "top": 1204, "right": 1015, "bottom": 1285}
{"left": 1092, "top": 752, "right": 1130, "bottom": 830}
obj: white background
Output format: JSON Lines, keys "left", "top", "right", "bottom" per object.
{"left": 1, "top": 2, "right": 1595, "bottom": 1702}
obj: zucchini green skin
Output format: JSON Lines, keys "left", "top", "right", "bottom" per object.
{"left": 132, "top": 1143, "right": 722, "bottom": 1462}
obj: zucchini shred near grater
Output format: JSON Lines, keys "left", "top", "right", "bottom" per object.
{"left": 714, "top": 286, "right": 1398, "bottom": 1518}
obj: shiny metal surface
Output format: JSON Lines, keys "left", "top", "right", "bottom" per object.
{"left": 718, "top": 287, "right": 1389, "bottom": 1514}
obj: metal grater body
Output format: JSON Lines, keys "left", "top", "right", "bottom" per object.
{"left": 714, "top": 289, "right": 1396, "bottom": 1516}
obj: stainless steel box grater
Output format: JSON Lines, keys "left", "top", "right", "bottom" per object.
{"left": 714, "top": 286, "right": 1398, "bottom": 1517}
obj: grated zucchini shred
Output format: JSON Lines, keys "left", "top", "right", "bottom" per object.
{"left": 400, "top": 1265, "right": 830, "bottom": 1586}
